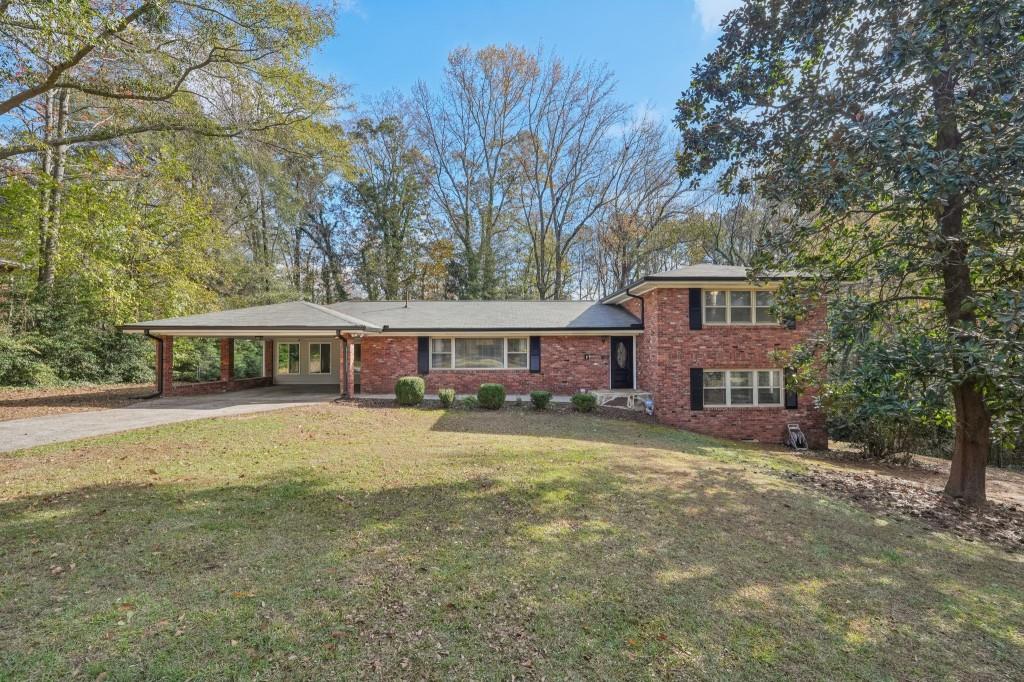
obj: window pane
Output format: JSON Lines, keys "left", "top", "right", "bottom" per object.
{"left": 704, "top": 307, "right": 727, "bottom": 323}
{"left": 729, "top": 290, "right": 751, "bottom": 307}
{"left": 756, "top": 291, "right": 774, "bottom": 306}
{"left": 731, "top": 388, "right": 754, "bottom": 405}
{"left": 316, "top": 344, "right": 331, "bottom": 373}
{"left": 755, "top": 307, "right": 777, "bottom": 324}
{"left": 704, "top": 370, "right": 726, "bottom": 388}
{"left": 506, "top": 337, "right": 527, "bottom": 353}
{"left": 278, "top": 343, "right": 299, "bottom": 374}
{"left": 704, "top": 388, "right": 726, "bottom": 405}
{"left": 455, "top": 338, "right": 504, "bottom": 368}
{"left": 507, "top": 352, "right": 528, "bottom": 369}
{"left": 758, "top": 388, "right": 781, "bottom": 405}
{"left": 233, "top": 338, "right": 263, "bottom": 379}
{"left": 431, "top": 353, "right": 451, "bottom": 368}
{"left": 730, "top": 306, "right": 752, "bottom": 323}
{"left": 309, "top": 344, "right": 321, "bottom": 373}
{"left": 756, "top": 370, "right": 773, "bottom": 386}
{"left": 705, "top": 290, "right": 726, "bottom": 306}
{"left": 729, "top": 371, "right": 753, "bottom": 388}
{"left": 430, "top": 338, "right": 451, "bottom": 353}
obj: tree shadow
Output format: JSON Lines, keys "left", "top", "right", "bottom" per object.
{"left": 1, "top": 454, "right": 1021, "bottom": 680}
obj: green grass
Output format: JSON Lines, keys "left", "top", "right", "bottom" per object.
{"left": 1, "top": 405, "right": 1021, "bottom": 680}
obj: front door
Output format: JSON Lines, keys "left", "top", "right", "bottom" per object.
{"left": 610, "top": 336, "right": 634, "bottom": 389}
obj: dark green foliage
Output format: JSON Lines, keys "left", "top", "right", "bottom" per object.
{"left": 476, "top": 383, "right": 505, "bottom": 410}
{"left": 172, "top": 337, "right": 221, "bottom": 384}
{"left": 233, "top": 339, "right": 264, "bottom": 379}
{"left": 395, "top": 376, "right": 426, "bottom": 406}
{"left": 437, "top": 388, "right": 456, "bottom": 408}
{"left": 460, "top": 395, "right": 479, "bottom": 409}
{"left": 0, "top": 332, "right": 56, "bottom": 386}
{"left": 530, "top": 390, "right": 552, "bottom": 410}
{"left": 570, "top": 392, "right": 597, "bottom": 413}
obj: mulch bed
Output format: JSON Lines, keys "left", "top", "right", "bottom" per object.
{"left": 781, "top": 467, "right": 1024, "bottom": 553}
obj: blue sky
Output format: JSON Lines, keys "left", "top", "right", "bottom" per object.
{"left": 312, "top": 0, "right": 740, "bottom": 123}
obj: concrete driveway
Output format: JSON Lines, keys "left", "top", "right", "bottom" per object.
{"left": 0, "top": 386, "right": 338, "bottom": 453}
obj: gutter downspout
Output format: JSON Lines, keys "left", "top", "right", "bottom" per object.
{"left": 625, "top": 286, "right": 644, "bottom": 328}
{"left": 143, "top": 330, "right": 164, "bottom": 398}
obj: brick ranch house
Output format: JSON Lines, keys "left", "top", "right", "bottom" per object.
{"left": 122, "top": 265, "right": 827, "bottom": 448}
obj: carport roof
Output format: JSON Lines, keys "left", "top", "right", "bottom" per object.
{"left": 122, "top": 301, "right": 382, "bottom": 333}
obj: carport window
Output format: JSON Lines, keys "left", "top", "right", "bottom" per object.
{"left": 277, "top": 343, "right": 300, "bottom": 374}
{"left": 308, "top": 343, "right": 331, "bottom": 374}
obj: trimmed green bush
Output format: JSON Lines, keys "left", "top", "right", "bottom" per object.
{"left": 395, "top": 376, "right": 426, "bottom": 406}
{"left": 477, "top": 383, "right": 506, "bottom": 410}
{"left": 530, "top": 390, "right": 552, "bottom": 410}
{"left": 571, "top": 392, "right": 597, "bottom": 413}
{"left": 461, "top": 396, "right": 478, "bottom": 409}
{"left": 437, "top": 388, "right": 456, "bottom": 408}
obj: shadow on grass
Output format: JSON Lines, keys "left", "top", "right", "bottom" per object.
{"left": 1, "top": 455, "right": 1022, "bottom": 680}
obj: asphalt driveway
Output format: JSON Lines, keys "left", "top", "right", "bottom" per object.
{"left": 0, "top": 386, "right": 338, "bottom": 453}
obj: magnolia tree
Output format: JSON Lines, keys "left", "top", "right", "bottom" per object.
{"left": 676, "top": 0, "right": 1024, "bottom": 503}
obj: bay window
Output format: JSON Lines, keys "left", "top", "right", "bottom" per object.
{"left": 704, "top": 369, "right": 783, "bottom": 406}
{"left": 704, "top": 289, "right": 778, "bottom": 325}
{"left": 430, "top": 337, "right": 530, "bottom": 369}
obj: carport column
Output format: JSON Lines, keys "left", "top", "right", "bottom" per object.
{"left": 219, "top": 338, "right": 233, "bottom": 382}
{"left": 340, "top": 334, "right": 355, "bottom": 399}
{"left": 263, "top": 339, "right": 275, "bottom": 381}
{"left": 160, "top": 336, "right": 174, "bottom": 395}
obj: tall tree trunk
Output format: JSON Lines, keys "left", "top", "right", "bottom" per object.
{"left": 932, "top": 62, "right": 991, "bottom": 504}
{"left": 38, "top": 89, "right": 69, "bottom": 290}
{"left": 37, "top": 92, "right": 54, "bottom": 287}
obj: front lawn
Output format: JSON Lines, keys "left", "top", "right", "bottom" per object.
{"left": 1, "top": 405, "right": 1021, "bottom": 679}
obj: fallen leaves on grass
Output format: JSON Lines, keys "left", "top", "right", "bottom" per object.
{"left": 782, "top": 468, "right": 1024, "bottom": 552}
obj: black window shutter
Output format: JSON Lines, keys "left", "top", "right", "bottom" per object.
{"left": 417, "top": 336, "right": 429, "bottom": 374}
{"left": 690, "top": 368, "right": 704, "bottom": 410}
{"left": 529, "top": 336, "right": 541, "bottom": 373}
{"left": 784, "top": 317, "right": 797, "bottom": 330}
{"left": 689, "top": 288, "right": 702, "bottom": 330}
{"left": 784, "top": 367, "right": 798, "bottom": 409}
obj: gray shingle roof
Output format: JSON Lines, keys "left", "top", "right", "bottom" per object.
{"left": 122, "top": 301, "right": 381, "bottom": 331}
{"left": 123, "top": 299, "right": 640, "bottom": 333}
{"left": 328, "top": 300, "right": 640, "bottom": 331}
{"left": 601, "top": 264, "right": 802, "bottom": 303}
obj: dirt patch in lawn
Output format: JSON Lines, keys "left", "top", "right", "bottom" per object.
{"left": 780, "top": 460, "right": 1024, "bottom": 553}
{"left": 0, "top": 383, "right": 154, "bottom": 421}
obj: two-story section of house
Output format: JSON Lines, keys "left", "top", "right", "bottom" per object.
{"left": 604, "top": 265, "right": 827, "bottom": 448}
{"left": 123, "top": 265, "right": 827, "bottom": 448}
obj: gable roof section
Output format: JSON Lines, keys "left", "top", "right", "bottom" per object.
{"left": 122, "top": 300, "right": 382, "bottom": 333}
{"left": 122, "top": 300, "right": 641, "bottom": 334}
{"left": 601, "top": 264, "right": 802, "bottom": 304}
{"left": 327, "top": 300, "right": 641, "bottom": 332}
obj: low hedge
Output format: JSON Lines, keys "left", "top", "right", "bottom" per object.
{"left": 477, "top": 383, "right": 506, "bottom": 410}
{"left": 571, "top": 392, "right": 597, "bottom": 413}
{"left": 395, "top": 376, "right": 426, "bottom": 406}
{"left": 530, "top": 390, "right": 552, "bottom": 410}
{"left": 437, "top": 388, "right": 456, "bottom": 408}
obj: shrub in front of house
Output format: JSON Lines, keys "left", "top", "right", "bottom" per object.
{"left": 530, "top": 390, "right": 552, "bottom": 410}
{"left": 477, "top": 383, "right": 506, "bottom": 410}
{"left": 437, "top": 388, "right": 456, "bottom": 408}
{"left": 461, "top": 395, "right": 478, "bottom": 409}
{"left": 571, "top": 392, "right": 597, "bottom": 413}
{"left": 395, "top": 376, "right": 425, "bottom": 406}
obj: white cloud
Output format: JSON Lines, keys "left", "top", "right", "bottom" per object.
{"left": 693, "top": 0, "right": 743, "bottom": 33}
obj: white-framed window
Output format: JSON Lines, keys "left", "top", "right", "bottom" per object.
{"left": 308, "top": 342, "right": 332, "bottom": 374}
{"left": 429, "top": 337, "right": 530, "bottom": 370}
{"left": 704, "top": 289, "right": 778, "bottom": 325}
{"left": 277, "top": 342, "right": 300, "bottom": 374}
{"left": 704, "top": 369, "right": 783, "bottom": 407}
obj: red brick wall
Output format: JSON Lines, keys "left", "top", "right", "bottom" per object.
{"left": 359, "top": 335, "right": 614, "bottom": 395}
{"left": 628, "top": 288, "right": 828, "bottom": 448}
